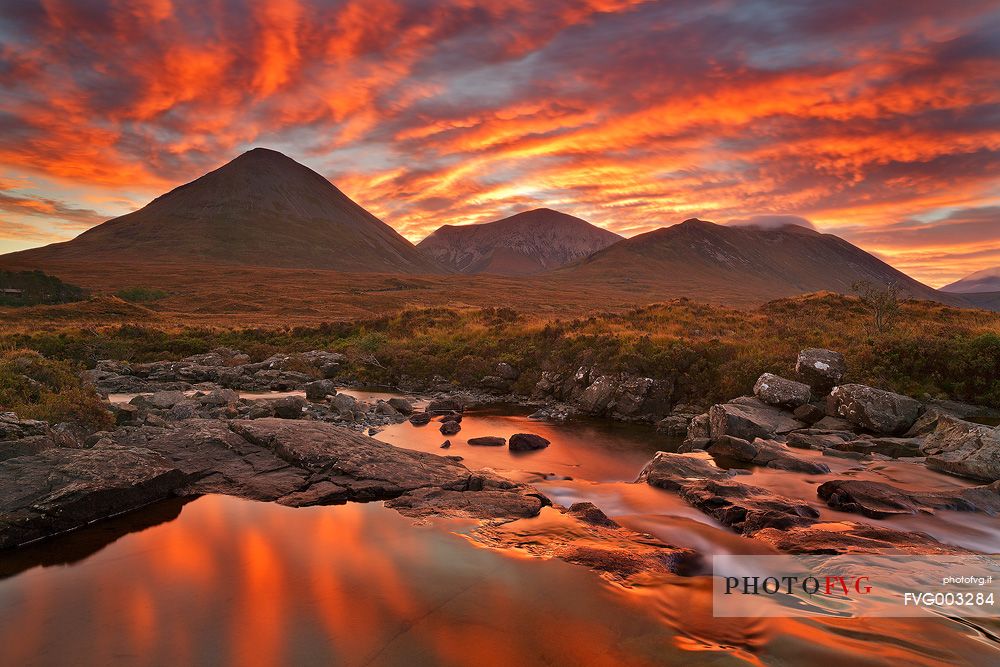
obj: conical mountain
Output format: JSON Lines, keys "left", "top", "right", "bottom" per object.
{"left": 3, "top": 148, "right": 444, "bottom": 274}
{"left": 558, "top": 218, "right": 968, "bottom": 305}
{"left": 417, "top": 208, "right": 622, "bottom": 275}
{"left": 941, "top": 266, "right": 1000, "bottom": 293}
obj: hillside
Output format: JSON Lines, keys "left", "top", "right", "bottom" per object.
{"left": 0, "top": 148, "right": 444, "bottom": 274}
{"left": 417, "top": 208, "right": 622, "bottom": 275}
{"left": 942, "top": 266, "right": 1000, "bottom": 293}
{"left": 556, "top": 218, "right": 966, "bottom": 305}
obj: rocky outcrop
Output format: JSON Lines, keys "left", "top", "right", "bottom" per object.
{"left": 817, "top": 479, "right": 1000, "bottom": 518}
{"left": 753, "top": 373, "right": 811, "bottom": 409}
{"left": 920, "top": 415, "right": 1000, "bottom": 482}
{"left": 830, "top": 384, "right": 922, "bottom": 435}
{"left": 534, "top": 369, "right": 672, "bottom": 421}
{"left": 509, "top": 433, "right": 550, "bottom": 451}
{"left": 795, "top": 348, "right": 846, "bottom": 392}
{"left": 636, "top": 452, "right": 735, "bottom": 490}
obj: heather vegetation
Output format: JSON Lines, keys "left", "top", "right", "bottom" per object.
{"left": 4, "top": 293, "right": 999, "bottom": 410}
{"left": 0, "top": 349, "right": 112, "bottom": 429}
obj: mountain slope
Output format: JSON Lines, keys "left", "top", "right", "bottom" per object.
{"left": 556, "top": 218, "right": 966, "bottom": 305}
{"left": 2, "top": 148, "right": 444, "bottom": 274}
{"left": 417, "top": 208, "right": 622, "bottom": 275}
{"left": 941, "top": 266, "right": 1000, "bottom": 293}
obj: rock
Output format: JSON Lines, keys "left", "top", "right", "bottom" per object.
{"left": 636, "top": 452, "right": 735, "bottom": 491}
{"left": 577, "top": 375, "right": 617, "bottom": 414}
{"left": 686, "top": 413, "right": 710, "bottom": 440}
{"left": 655, "top": 415, "right": 690, "bottom": 436}
{"left": 679, "top": 479, "right": 820, "bottom": 534}
{"left": 708, "top": 399, "right": 803, "bottom": 441}
{"left": 132, "top": 390, "right": 187, "bottom": 410}
{"left": 440, "top": 440, "right": 451, "bottom": 448}
{"left": 330, "top": 393, "right": 357, "bottom": 415}
{"left": 385, "top": 486, "right": 544, "bottom": 520}
{"left": 0, "top": 435, "right": 57, "bottom": 462}
{"left": 480, "top": 376, "right": 511, "bottom": 391}
{"left": 440, "top": 421, "right": 461, "bottom": 436}
{"left": 496, "top": 362, "right": 520, "bottom": 380}
{"left": 811, "top": 415, "right": 855, "bottom": 431}
{"left": 272, "top": 396, "right": 307, "bottom": 419}
{"left": 830, "top": 384, "right": 922, "bottom": 435}
{"left": 614, "top": 376, "right": 656, "bottom": 416}
{"left": 387, "top": 397, "right": 413, "bottom": 415}
{"left": 168, "top": 400, "right": 199, "bottom": 420}
{"left": 795, "top": 348, "right": 846, "bottom": 393}
{"left": 427, "top": 398, "right": 464, "bottom": 414}
{"left": 792, "top": 403, "right": 826, "bottom": 425}
{"left": 566, "top": 502, "right": 619, "bottom": 527}
{"left": 0, "top": 413, "right": 49, "bottom": 441}
{"left": 468, "top": 436, "right": 506, "bottom": 447}
{"left": 376, "top": 400, "right": 403, "bottom": 420}
{"left": 786, "top": 430, "right": 854, "bottom": 450}
{"left": 198, "top": 388, "right": 239, "bottom": 407}
{"left": 921, "top": 415, "right": 1000, "bottom": 482}
{"left": 754, "top": 522, "right": 971, "bottom": 555}
{"left": 0, "top": 446, "right": 190, "bottom": 549}
{"left": 705, "top": 436, "right": 831, "bottom": 474}
{"left": 408, "top": 412, "right": 432, "bottom": 426}
{"left": 753, "top": 373, "right": 812, "bottom": 409}
{"left": 509, "top": 433, "right": 550, "bottom": 451}
{"left": 817, "top": 479, "right": 1000, "bottom": 519}
{"left": 109, "top": 402, "right": 140, "bottom": 425}
{"left": 833, "top": 437, "right": 923, "bottom": 459}
{"left": 304, "top": 379, "right": 337, "bottom": 401}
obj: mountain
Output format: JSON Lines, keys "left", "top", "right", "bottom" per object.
{"left": 2, "top": 148, "right": 444, "bottom": 274}
{"left": 941, "top": 266, "right": 1000, "bottom": 293}
{"left": 417, "top": 208, "right": 622, "bottom": 275}
{"left": 555, "top": 218, "right": 964, "bottom": 305}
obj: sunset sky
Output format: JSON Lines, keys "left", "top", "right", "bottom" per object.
{"left": 0, "top": 0, "right": 998, "bottom": 286}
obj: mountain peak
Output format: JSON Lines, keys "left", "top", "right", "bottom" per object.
{"left": 418, "top": 208, "right": 623, "bottom": 275}
{"left": 2, "top": 149, "right": 444, "bottom": 274}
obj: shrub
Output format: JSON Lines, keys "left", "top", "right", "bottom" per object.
{"left": 115, "top": 287, "right": 169, "bottom": 303}
{"left": 0, "top": 349, "right": 112, "bottom": 430}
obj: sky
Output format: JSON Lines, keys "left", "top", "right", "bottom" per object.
{"left": 0, "top": 0, "right": 998, "bottom": 287}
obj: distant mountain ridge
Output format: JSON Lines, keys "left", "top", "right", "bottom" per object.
{"left": 417, "top": 208, "right": 622, "bottom": 275}
{"left": 556, "top": 218, "right": 968, "bottom": 306}
{"left": 1, "top": 148, "right": 444, "bottom": 274}
{"left": 941, "top": 266, "right": 1000, "bottom": 293}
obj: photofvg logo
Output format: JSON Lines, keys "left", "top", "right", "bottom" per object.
{"left": 712, "top": 555, "right": 999, "bottom": 618}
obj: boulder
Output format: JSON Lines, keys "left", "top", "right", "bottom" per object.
{"left": 109, "top": 402, "right": 140, "bottom": 426}
{"left": 567, "top": 502, "right": 619, "bottom": 527}
{"left": 830, "top": 384, "right": 922, "bottom": 435}
{"left": 132, "top": 390, "right": 187, "bottom": 410}
{"left": 198, "top": 388, "right": 239, "bottom": 407}
{"left": 440, "top": 421, "right": 461, "bottom": 436}
{"left": 468, "top": 436, "right": 506, "bottom": 447}
{"left": 272, "top": 396, "right": 307, "bottom": 419}
{"left": 753, "top": 373, "right": 811, "bottom": 409}
{"left": 304, "top": 379, "right": 337, "bottom": 401}
{"left": 387, "top": 397, "right": 413, "bottom": 415}
{"left": 427, "top": 398, "right": 464, "bottom": 414}
{"left": 636, "top": 452, "right": 735, "bottom": 491}
{"left": 577, "top": 375, "right": 617, "bottom": 414}
{"left": 921, "top": 415, "right": 1000, "bottom": 482}
{"left": 792, "top": 403, "right": 826, "bottom": 425}
{"left": 376, "top": 400, "right": 403, "bottom": 420}
{"left": 509, "top": 433, "right": 551, "bottom": 451}
{"left": 679, "top": 479, "right": 820, "bottom": 534}
{"left": 817, "top": 479, "right": 1000, "bottom": 519}
{"left": 496, "top": 362, "right": 520, "bottom": 380}
{"left": 795, "top": 348, "right": 846, "bottom": 392}
{"left": 708, "top": 399, "right": 803, "bottom": 440}
{"left": 833, "top": 437, "right": 923, "bottom": 459}
{"left": 408, "top": 412, "right": 432, "bottom": 426}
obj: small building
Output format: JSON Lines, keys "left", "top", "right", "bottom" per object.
{"left": 1, "top": 288, "right": 24, "bottom": 297}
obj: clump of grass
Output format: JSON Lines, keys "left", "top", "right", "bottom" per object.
{"left": 0, "top": 349, "right": 112, "bottom": 430}
{"left": 115, "top": 287, "right": 168, "bottom": 303}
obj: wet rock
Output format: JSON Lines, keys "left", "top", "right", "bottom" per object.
{"left": 376, "top": 400, "right": 403, "bottom": 421}
{"left": 753, "top": 373, "right": 812, "bottom": 409}
{"left": 795, "top": 348, "right": 846, "bottom": 393}
{"left": 408, "top": 412, "right": 432, "bottom": 425}
{"left": 567, "top": 502, "right": 619, "bottom": 527}
{"left": 468, "top": 436, "right": 506, "bottom": 447}
{"left": 385, "top": 487, "right": 544, "bottom": 520}
{"left": 921, "top": 414, "right": 1000, "bottom": 482}
{"left": 304, "top": 379, "right": 337, "bottom": 401}
{"left": 817, "top": 479, "right": 1000, "bottom": 519}
{"left": 440, "top": 421, "right": 461, "bottom": 436}
{"left": 830, "top": 384, "right": 922, "bottom": 435}
{"left": 705, "top": 436, "right": 830, "bottom": 474}
{"left": 708, "top": 399, "right": 803, "bottom": 441}
{"left": 636, "top": 452, "right": 735, "bottom": 491}
{"left": 272, "top": 396, "right": 307, "bottom": 419}
{"left": 679, "top": 479, "right": 820, "bottom": 534}
{"left": 0, "top": 446, "right": 190, "bottom": 549}
{"left": 509, "top": 433, "right": 550, "bottom": 451}
{"left": 833, "top": 437, "right": 923, "bottom": 459}
{"left": 786, "top": 430, "right": 854, "bottom": 450}
{"left": 440, "top": 440, "right": 451, "bottom": 449}
{"left": 754, "top": 522, "right": 972, "bottom": 555}
{"left": 387, "top": 397, "right": 413, "bottom": 415}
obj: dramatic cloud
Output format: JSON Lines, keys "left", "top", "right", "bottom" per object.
{"left": 0, "top": 0, "right": 998, "bottom": 284}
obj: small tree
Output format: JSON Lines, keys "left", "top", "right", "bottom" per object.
{"left": 852, "top": 280, "right": 901, "bottom": 335}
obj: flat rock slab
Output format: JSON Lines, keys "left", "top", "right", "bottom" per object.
{"left": 818, "top": 479, "right": 1000, "bottom": 518}
{"left": 0, "top": 446, "right": 190, "bottom": 549}
{"left": 709, "top": 400, "right": 803, "bottom": 441}
{"left": 635, "top": 451, "right": 735, "bottom": 491}
{"left": 679, "top": 478, "right": 820, "bottom": 534}
{"left": 753, "top": 522, "right": 973, "bottom": 555}
{"left": 705, "top": 436, "right": 830, "bottom": 474}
